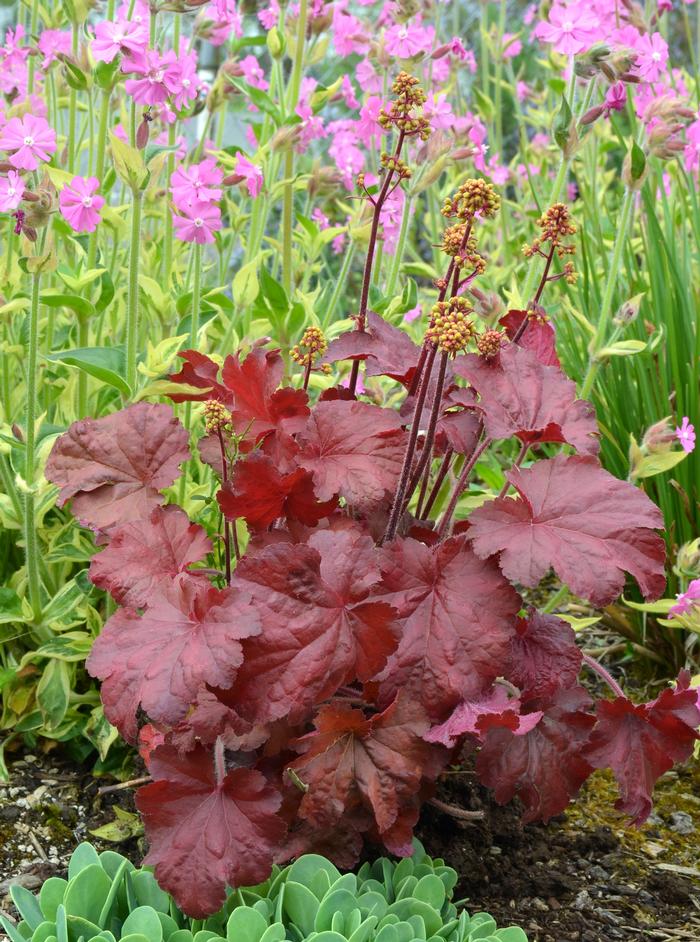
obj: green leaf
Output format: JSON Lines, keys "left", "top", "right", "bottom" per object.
{"left": 109, "top": 132, "right": 148, "bottom": 191}
{"left": 597, "top": 339, "right": 647, "bottom": 357}
{"left": 226, "top": 907, "right": 269, "bottom": 942}
{"left": 45, "top": 347, "right": 129, "bottom": 397}
{"left": 413, "top": 875, "right": 445, "bottom": 910}
{"left": 32, "top": 634, "right": 93, "bottom": 662}
{"left": 89, "top": 807, "right": 144, "bottom": 843}
{"left": 259, "top": 267, "right": 289, "bottom": 315}
{"left": 41, "top": 294, "right": 95, "bottom": 319}
{"left": 42, "top": 574, "right": 90, "bottom": 628}
{"left": 631, "top": 450, "right": 688, "bottom": 480}
{"left": 226, "top": 79, "right": 281, "bottom": 124}
{"left": 556, "top": 614, "right": 602, "bottom": 632}
{"left": 67, "top": 845, "right": 101, "bottom": 880}
{"left": 233, "top": 259, "right": 260, "bottom": 309}
{"left": 494, "top": 928, "right": 529, "bottom": 942}
{"left": 121, "top": 907, "right": 163, "bottom": 942}
{"left": 130, "top": 870, "right": 171, "bottom": 913}
{"left": 37, "top": 659, "right": 71, "bottom": 730}
{"left": 0, "top": 914, "right": 28, "bottom": 942}
{"left": 10, "top": 885, "right": 44, "bottom": 931}
{"left": 0, "top": 587, "right": 26, "bottom": 624}
{"left": 63, "top": 865, "right": 112, "bottom": 923}
{"left": 283, "top": 883, "right": 319, "bottom": 936}
{"left": 554, "top": 95, "right": 573, "bottom": 151}
{"left": 629, "top": 141, "right": 646, "bottom": 182}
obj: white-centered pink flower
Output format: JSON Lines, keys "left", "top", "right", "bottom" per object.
{"left": 0, "top": 170, "right": 25, "bottom": 211}
{"left": 0, "top": 114, "right": 56, "bottom": 171}
{"left": 59, "top": 176, "right": 105, "bottom": 233}
{"left": 172, "top": 200, "right": 222, "bottom": 244}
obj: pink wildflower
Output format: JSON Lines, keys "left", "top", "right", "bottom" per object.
{"left": 123, "top": 49, "right": 180, "bottom": 105}
{"left": 384, "top": 20, "right": 435, "bottom": 58}
{"left": 356, "top": 59, "right": 382, "bottom": 93}
{"left": 502, "top": 33, "right": 522, "bottom": 59}
{"left": 603, "top": 81, "right": 627, "bottom": 116}
{"left": 239, "top": 54, "right": 268, "bottom": 92}
{"left": 92, "top": 18, "right": 148, "bottom": 62}
{"left": 332, "top": 9, "right": 369, "bottom": 57}
{"left": 356, "top": 96, "right": 386, "bottom": 146}
{"left": 670, "top": 579, "right": 700, "bottom": 617}
{"left": 170, "top": 48, "right": 200, "bottom": 110}
{"left": 676, "top": 416, "right": 696, "bottom": 454}
{"left": 171, "top": 158, "right": 223, "bottom": 211}
{"left": 257, "top": 1, "right": 280, "bottom": 30}
{"left": 231, "top": 154, "right": 263, "bottom": 198}
{"left": 0, "top": 114, "right": 56, "bottom": 171}
{"left": 0, "top": 170, "right": 25, "bottom": 211}
{"left": 59, "top": 176, "right": 105, "bottom": 233}
{"left": 37, "top": 29, "right": 72, "bottom": 69}
{"left": 424, "top": 92, "right": 454, "bottom": 131}
{"left": 535, "top": 5, "right": 600, "bottom": 56}
{"left": 516, "top": 80, "right": 531, "bottom": 102}
{"left": 172, "top": 200, "right": 222, "bottom": 244}
{"left": 633, "top": 32, "right": 669, "bottom": 83}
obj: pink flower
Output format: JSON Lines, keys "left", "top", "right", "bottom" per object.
{"left": 603, "top": 81, "right": 627, "bottom": 116}
{"left": 633, "top": 32, "right": 669, "bottom": 83}
{"left": 231, "top": 154, "right": 263, "bottom": 198}
{"left": 502, "top": 33, "right": 522, "bottom": 59}
{"left": 0, "top": 114, "right": 56, "bottom": 171}
{"left": 37, "top": 29, "right": 72, "bottom": 69}
{"left": 332, "top": 9, "right": 369, "bottom": 57}
{"left": 171, "top": 158, "right": 223, "bottom": 210}
{"left": 670, "top": 579, "right": 700, "bottom": 617}
{"left": 59, "top": 176, "right": 105, "bottom": 233}
{"left": 356, "top": 96, "right": 386, "bottom": 146}
{"left": 258, "top": 1, "right": 280, "bottom": 30}
{"left": 356, "top": 58, "right": 382, "bottom": 93}
{"left": 173, "top": 200, "right": 222, "bottom": 244}
{"left": 0, "top": 170, "right": 25, "bottom": 211}
{"left": 535, "top": 5, "right": 600, "bottom": 56}
{"left": 340, "top": 76, "right": 359, "bottom": 110}
{"left": 424, "top": 92, "right": 453, "bottom": 131}
{"left": 123, "top": 49, "right": 180, "bottom": 105}
{"left": 239, "top": 54, "right": 268, "bottom": 92}
{"left": 684, "top": 116, "right": 700, "bottom": 172}
{"left": 404, "top": 303, "right": 422, "bottom": 323}
{"left": 92, "top": 18, "right": 148, "bottom": 62}
{"left": 384, "top": 20, "right": 435, "bottom": 58}
{"left": 676, "top": 416, "right": 696, "bottom": 454}
{"left": 516, "top": 80, "right": 531, "bottom": 102}
{"left": 169, "top": 48, "right": 200, "bottom": 110}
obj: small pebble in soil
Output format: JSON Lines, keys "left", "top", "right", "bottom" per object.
{"left": 669, "top": 810, "right": 694, "bottom": 834}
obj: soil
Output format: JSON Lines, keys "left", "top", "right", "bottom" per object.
{"left": 1, "top": 748, "right": 699, "bottom": 942}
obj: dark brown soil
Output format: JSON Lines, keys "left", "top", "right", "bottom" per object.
{"left": 2, "top": 748, "right": 699, "bottom": 942}
{"left": 417, "top": 768, "right": 700, "bottom": 942}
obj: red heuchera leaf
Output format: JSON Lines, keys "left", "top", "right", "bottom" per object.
{"left": 453, "top": 344, "right": 599, "bottom": 455}
{"left": 506, "top": 610, "right": 582, "bottom": 701}
{"left": 499, "top": 309, "right": 560, "bottom": 367}
{"left": 218, "top": 452, "right": 337, "bottom": 530}
{"left": 89, "top": 505, "right": 212, "bottom": 607}
{"left": 136, "top": 744, "right": 285, "bottom": 918}
{"left": 584, "top": 673, "right": 700, "bottom": 825}
{"left": 289, "top": 697, "right": 446, "bottom": 840}
{"left": 425, "top": 686, "right": 542, "bottom": 747}
{"left": 476, "top": 686, "right": 596, "bottom": 823}
{"left": 323, "top": 312, "right": 422, "bottom": 386}
{"left": 230, "top": 527, "right": 398, "bottom": 724}
{"left": 46, "top": 403, "right": 190, "bottom": 532}
{"left": 468, "top": 454, "right": 666, "bottom": 607}
{"left": 168, "top": 350, "right": 231, "bottom": 404}
{"left": 296, "top": 400, "right": 406, "bottom": 511}
{"left": 87, "top": 577, "right": 261, "bottom": 742}
{"left": 374, "top": 536, "right": 522, "bottom": 719}
{"left": 222, "top": 348, "right": 309, "bottom": 446}
{"left": 437, "top": 387, "right": 481, "bottom": 456}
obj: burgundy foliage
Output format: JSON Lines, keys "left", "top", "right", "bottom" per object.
{"left": 47, "top": 323, "right": 699, "bottom": 916}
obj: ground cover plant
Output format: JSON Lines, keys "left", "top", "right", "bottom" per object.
{"left": 0, "top": 0, "right": 700, "bottom": 934}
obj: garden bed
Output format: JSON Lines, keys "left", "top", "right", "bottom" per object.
{"left": 2, "top": 749, "right": 698, "bottom": 942}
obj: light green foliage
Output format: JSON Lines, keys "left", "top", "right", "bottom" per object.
{"left": 0, "top": 842, "right": 528, "bottom": 942}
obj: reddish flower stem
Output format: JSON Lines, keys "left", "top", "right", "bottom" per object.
{"left": 512, "top": 244, "right": 555, "bottom": 344}
{"left": 581, "top": 652, "right": 626, "bottom": 699}
{"left": 496, "top": 440, "right": 529, "bottom": 499}
{"left": 436, "top": 432, "right": 490, "bottom": 539}
{"left": 419, "top": 446, "right": 454, "bottom": 520}
{"left": 401, "top": 349, "right": 450, "bottom": 513}
{"left": 348, "top": 131, "right": 406, "bottom": 396}
{"left": 217, "top": 429, "right": 233, "bottom": 584}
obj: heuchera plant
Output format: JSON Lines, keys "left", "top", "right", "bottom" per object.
{"left": 46, "top": 75, "right": 700, "bottom": 920}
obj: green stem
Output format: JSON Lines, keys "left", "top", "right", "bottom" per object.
{"left": 125, "top": 189, "right": 143, "bottom": 393}
{"left": 24, "top": 256, "right": 45, "bottom": 622}
{"left": 385, "top": 193, "right": 412, "bottom": 298}
{"left": 26, "top": 0, "right": 40, "bottom": 95}
{"left": 323, "top": 241, "right": 356, "bottom": 327}
{"left": 162, "top": 15, "right": 182, "bottom": 287}
{"left": 579, "top": 184, "right": 636, "bottom": 399}
{"left": 281, "top": 0, "right": 309, "bottom": 294}
{"left": 178, "top": 242, "right": 202, "bottom": 505}
{"left": 68, "top": 21, "right": 79, "bottom": 173}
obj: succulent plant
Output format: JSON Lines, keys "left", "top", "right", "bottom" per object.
{"left": 0, "top": 842, "right": 527, "bottom": 942}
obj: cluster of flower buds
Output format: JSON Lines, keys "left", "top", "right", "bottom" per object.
{"left": 378, "top": 72, "right": 431, "bottom": 142}
{"left": 441, "top": 178, "right": 500, "bottom": 222}
{"left": 291, "top": 326, "right": 329, "bottom": 368}
{"left": 476, "top": 328, "right": 508, "bottom": 359}
{"left": 523, "top": 203, "right": 578, "bottom": 283}
{"left": 203, "top": 399, "right": 232, "bottom": 436}
{"left": 575, "top": 43, "right": 638, "bottom": 84}
{"left": 380, "top": 152, "right": 411, "bottom": 180}
{"left": 441, "top": 222, "right": 486, "bottom": 273}
{"left": 426, "top": 297, "right": 475, "bottom": 355}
